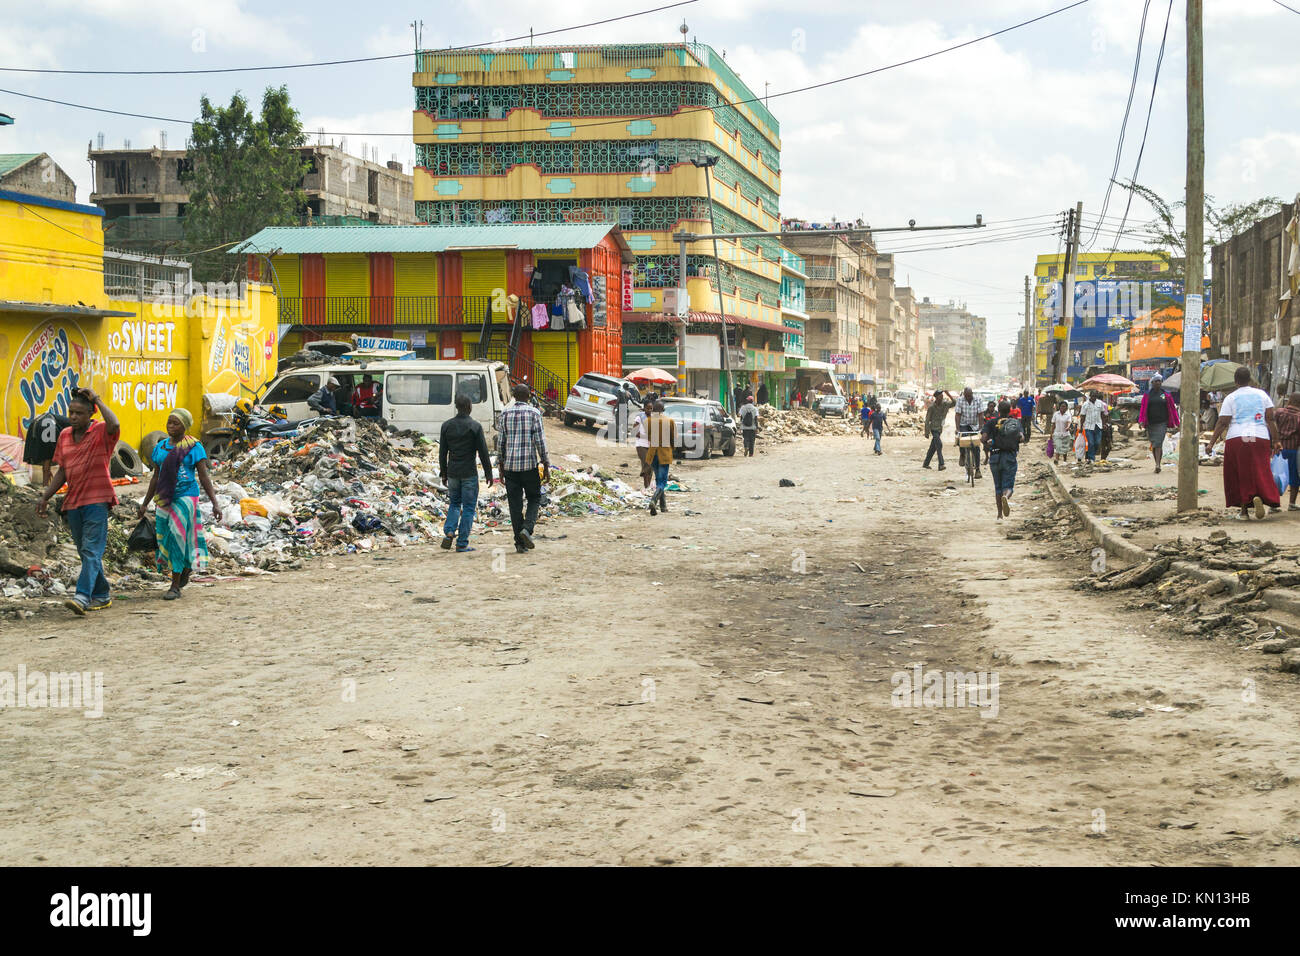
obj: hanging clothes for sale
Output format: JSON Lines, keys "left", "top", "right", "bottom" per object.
{"left": 568, "top": 266, "right": 592, "bottom": 302}
{"left": 565, "top": 295, "right": 586, "bottom": 329}
{"left": 531, "top": 302, "right": 550, "bottom": 329}
{"left": 528, "top": 268, "right": 545, "bottom": 300}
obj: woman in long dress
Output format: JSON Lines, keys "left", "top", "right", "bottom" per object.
{"left": 1206, "top": 367, "right": 1280, "bottom": 520}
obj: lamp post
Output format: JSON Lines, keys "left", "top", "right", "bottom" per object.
{"left": 691, "top": 154, "right": 736, "bottom": 408}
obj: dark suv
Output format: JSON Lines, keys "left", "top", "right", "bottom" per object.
{"left": 659, "top": 397, "right": 736, "bottom": 459}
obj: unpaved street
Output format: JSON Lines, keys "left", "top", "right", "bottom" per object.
{"left": 3, "top": 429, "right": 1298, "bottom": 865}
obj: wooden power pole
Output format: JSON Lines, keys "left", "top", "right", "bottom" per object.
{"left": 1024, "top": 275, "right": 1033, "bottom": 386}
{"left": 1053, "top": 203, "right": 1084, "bottom": 383}
{"left": 1178, "top": 0, "right": 1204, "bottom": 513}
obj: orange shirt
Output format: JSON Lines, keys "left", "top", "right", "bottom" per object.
{"left": 53, "top": 420, "right": 120, "bottom": 511}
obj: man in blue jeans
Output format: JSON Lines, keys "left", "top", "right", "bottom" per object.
{"left": 981, "top": 399, "right": 1022, "bottom": 520}
{"left": 35, "top": 388, "right": 121, "bottom": 615}
{"left": 1080, "top": 390, "right": 1109, "bottom": 462}
{"left": 438, "top": 394, "right": 493, "bottom": 553}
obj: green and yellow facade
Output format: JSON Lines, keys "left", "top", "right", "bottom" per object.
{"left": 411, "top": 43, "right": 783, "bottom": 331}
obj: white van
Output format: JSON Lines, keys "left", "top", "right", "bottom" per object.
{"left": 257, "top": 360, "right": 512, "bottom": 437}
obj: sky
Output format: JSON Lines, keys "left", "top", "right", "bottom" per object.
{"left": 3, "top": 0, "right": 1298, "bottom": 370}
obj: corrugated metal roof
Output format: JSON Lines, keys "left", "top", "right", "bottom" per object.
{"left": 0, "top": 154, "right": 40, "bottom": 176}
{"left": 233, "top": 223, "right": 627, "bottom": 255}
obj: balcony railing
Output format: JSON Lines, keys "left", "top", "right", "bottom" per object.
{"left": 276, "top": 294, "right": 500, "bottom": 327}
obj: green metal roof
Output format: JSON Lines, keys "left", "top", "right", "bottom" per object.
{"left": 233, "top": 223, "right": 630, "bottom": 256}
{"left": 0, "top": 153, "right": 40, "bottom": 176}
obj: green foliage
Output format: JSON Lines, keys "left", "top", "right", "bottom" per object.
{"left": 183, "top": 86, "right": 309, "bottom": 281}
{"left": 932, "top": 349, "right": 962, "bottom": 390}
{"left": 1112, "top": 180, "right": 1284, "bottom": 280}
{"left": 971, "top": 340, "right": 994, "bottom": 377}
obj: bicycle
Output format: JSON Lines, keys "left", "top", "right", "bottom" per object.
{"left": 958, "top": 431, "right": 982, "bottom": 486}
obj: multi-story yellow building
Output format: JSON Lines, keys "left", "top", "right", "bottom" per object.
{"left": 411, "top": 42, "right": 783, "bottom": 401}
{"left": 1031, "top": 250, "right": 1174, "bottom": 381}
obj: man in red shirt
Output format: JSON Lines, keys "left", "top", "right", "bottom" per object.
{"left": 350, "top": 374, "right": 381, "bottom": 418}
{"left": 36, "top": 388, "right": 121, "bottom": 615}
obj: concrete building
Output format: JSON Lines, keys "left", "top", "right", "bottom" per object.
{"left": 1210, "top": 200, "right": 1298, "bottom": 390}
{"left": 411, "top": 41, "right": 784, "bottom": 405}
{"left": 896, "top": 285, "right": 921, "bottom": 383}
{"left": 1030, "top": 250, "right": 1173, "bottom": 382}
{"left": 918, "top": 297, "right": 986, "bottom": 382}
{"left": 87, "top": 143, "right": 418, "bottom": 249}
{"left": 782, "top": 230, "right": 876, "bottom": 395}
{"left": 0, "top": 153, "right": 76, "bottom": 203}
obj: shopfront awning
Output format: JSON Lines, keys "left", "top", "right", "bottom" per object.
{"left": 0, "top": 300, "right": 134, "bottom": 318}
{"left": 628, "top": 311, "right": 791, "bottom": 336}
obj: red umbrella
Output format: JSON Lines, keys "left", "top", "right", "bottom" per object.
{"left": 1078, "top": 373, "right": 1136, "bottom": 391}
{"left": 626, "top": 367, "right": 678, "bottom": 385}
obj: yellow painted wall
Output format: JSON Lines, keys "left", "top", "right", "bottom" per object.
{"left": 0, "top": 191, "right": 278, "bottom": 448}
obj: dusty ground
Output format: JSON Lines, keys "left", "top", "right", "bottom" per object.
{"left": 2, "top": 422, "right": 1298, "bottom": 865}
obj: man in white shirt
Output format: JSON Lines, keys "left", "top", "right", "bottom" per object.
{"left": 1207, "top": 365, "right": 1280, "bottom": 519}
{"left": 1080, "top": 391, "right": 1109, "bottom": 462}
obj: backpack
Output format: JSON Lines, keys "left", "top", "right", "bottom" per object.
{"left": 742, "top": 407, "right": 756, "bottom": 429}
{"left": 993, "top": 417, "right": 1021, "bottom": 453}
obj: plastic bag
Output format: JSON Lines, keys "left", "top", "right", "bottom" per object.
{"left": 1045, "top": 437, "right": 1055, "bottom": 458}
{"left": 1073, "top": 432, "right": 1086, "bottom": 460}
{"left": 127, "top": 518, "right": 157, "bottom": 552}
{"left": 1272, "top": 453, "right": 1289, "bottom": 496}
{"left": 240, "top": 498, "right": 268, "bottom": 518}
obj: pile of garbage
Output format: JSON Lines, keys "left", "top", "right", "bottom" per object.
{"left": 884, "top": 412, "right": 927, "bottom": 437}
{"left": 1, "top": 416, "right": 652, "bottom": 613}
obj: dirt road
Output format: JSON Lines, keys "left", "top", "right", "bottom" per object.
{"left": 3, "top": 426, "right": 1298, "bottom": 865}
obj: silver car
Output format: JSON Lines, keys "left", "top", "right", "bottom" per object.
{"left": 563, "top": 373, "right": 642, "bottom": 433}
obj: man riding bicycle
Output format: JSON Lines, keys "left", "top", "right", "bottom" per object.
{"left": 954, "top": 386, "right": 983, "bottom": 479}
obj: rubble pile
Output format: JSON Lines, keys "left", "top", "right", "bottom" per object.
{"left": 1072, "top": 485, "right": 1179, "bottom": 508}
{"left": 758, "top": 407, "right": 857, "bottom": 441}
{"left": 885, "top": 413, "right": 927, "bottom": 437}
{"left": 1063, "top": 458, "right": 1137, "bottom": 477}
{"left": 1126, "top": 569, "right": 1299, "bottom": 658}
{"left": 2, "top": 416, "right": 650, "bottom": 613}
{"left": 1149, "top": 530, "right": 1300, "bottom": 585}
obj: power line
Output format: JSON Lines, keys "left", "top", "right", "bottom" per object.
{"left": 1099, "top": 0, "right": 1175, "bottom": 268}
{"left": 1273, "top": 0, "right": 1300, "bottom": 15}
{"left": 0, "top": 1, "right": 700, "bottom": 75}
{"left": 0, "top": 0, "right": 1091, "bottom": 139}
{"left": 1083, "top": 0, "right": 1151, "bottom": 250}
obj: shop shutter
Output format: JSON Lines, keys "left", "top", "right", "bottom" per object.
{"left": 274, "top": 255, "right": 301, "bottom": 326}
{"left": 394, "top": 254, "right": 439, "bottom": 326}
{"left": 460, "top": 252, "right": 507, "bottom": 323}
{"left": 325, "top": 254, "right": 369, "bottom": 324}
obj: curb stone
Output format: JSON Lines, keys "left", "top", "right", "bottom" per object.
{"left": 1041, "top": 457, "right": 1300, "bottom": 656}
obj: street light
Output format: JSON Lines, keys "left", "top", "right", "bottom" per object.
{"left": 690, "top": 154, "right": 736, "bottom": 409}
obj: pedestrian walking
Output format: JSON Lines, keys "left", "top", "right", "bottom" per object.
{"left": 1207, "top": 366, "right": 1280, "bottom": 520}
{"left": 922, "top": 389, "right": 954, "bottom": 470}
{"left": 438, "top": 394, "right": 493, "bottom": 553}
{"left": 733, "top": 383, "right": 747, "bottom": 415}
{"left": 1274, "top": 392, "right": 1300, "bottom": 511}
{"left": 982, "top": 399, "right": 1023, "bottom": 520}
{"left": 645, "top": 401, "right": 676, "bottom": 516}
{"left": 954, "top": 387, "right": 983, "bottom": 478}
{"left": 757, "top": 382, "right": 769, "bottom": 406}
{"left": 1080, "top": 390, "right": 1108, "bottom": 462}
{"left": 1138, "top": 375, "right": 1180, "bottom": 474}
{"left": 1017, "top": 391, "right": 1036, "bottom": 439}
{"left": 1050, "top": 399, "right": 1073, "bottom": 464}
{"left": 632, "top": 400, "right": 654, "bottom": 490}
{"left": 859, "top": 399, "right": 872, "bottom": 437}
{"left": 137, "top": 408, "right": 221, "bottom": 600}
{"left": 981, "top": 400, "right": 997, "bottom": 466}
{"left": 738, "top": 394, "right": 759, "bottom": 456}
{"left": 498, "top": 384, "right": 552, "bottom": 552}
{"left": 870, "top": 399, "right": 886, "bottom": 455}
{"left": 34, "top": 388, "right": 120, "bottom": 615}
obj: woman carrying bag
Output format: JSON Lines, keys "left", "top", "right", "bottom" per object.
{"left": 138, "top": 409, "right": 221, "bottom": 600}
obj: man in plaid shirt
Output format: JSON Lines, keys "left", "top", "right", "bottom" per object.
{"left": 498, "top": 384, "right": 552, "bottom": 553}
{"left": 954, "top": 386, "right": 983, "bottom": 478}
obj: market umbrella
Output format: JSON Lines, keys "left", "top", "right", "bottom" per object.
{"left": 626, "top": 367, "right": 677, "bottom": 385}
{"left": 1043, "top": 383, "right": 1084, "bottom": 399}
{"left": 1079, "top": 373, "right": 1136, "bottom": 391}
{"left": 1163, "top": 361, "right": 1241, "bottom": 392}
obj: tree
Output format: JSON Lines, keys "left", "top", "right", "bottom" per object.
{"left": 1112, "top": 180, "right": 1283, "bottom": 281}
{"left": 971, "top": 340, "right": 994, "bottom": 377}
{"left": 183, "top": 86, "right": 309, "bottom": 281}
{"left": 932, "top": 349, "right": 962, "bottom": 390}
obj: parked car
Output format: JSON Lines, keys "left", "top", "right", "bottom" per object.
{"left": 817, "top": 394, "right": 848, "bottom": 418}
{"left": 563, "top": 372, "right": 642, "bottom": 434}
{"left": 659, "top": 397, "right": 734, "bottom": 459}
{"left": 878, "top": 396, "right": 904, "bottom": 415}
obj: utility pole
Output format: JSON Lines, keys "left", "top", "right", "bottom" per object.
{"left": 1053, "top": 202, "right": 1084, "bottom": 383}
{"left": 1178, "top": 0, "right": 1204, "bottom": 513}
{"left": 1024, "top": 275, "right": 1033, "bottom": 386}
{"left": 692, "top": 155, "right": 735, "bottom": 408}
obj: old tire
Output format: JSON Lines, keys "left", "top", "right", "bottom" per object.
{"left": 137, "top": 430, "right": 167, "bottom": 471}
{"left": 202, "top": 434, "right": 233, "bottom": 460}
{"left": 109, "top": 439, "right": 144, "bottom": 478}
